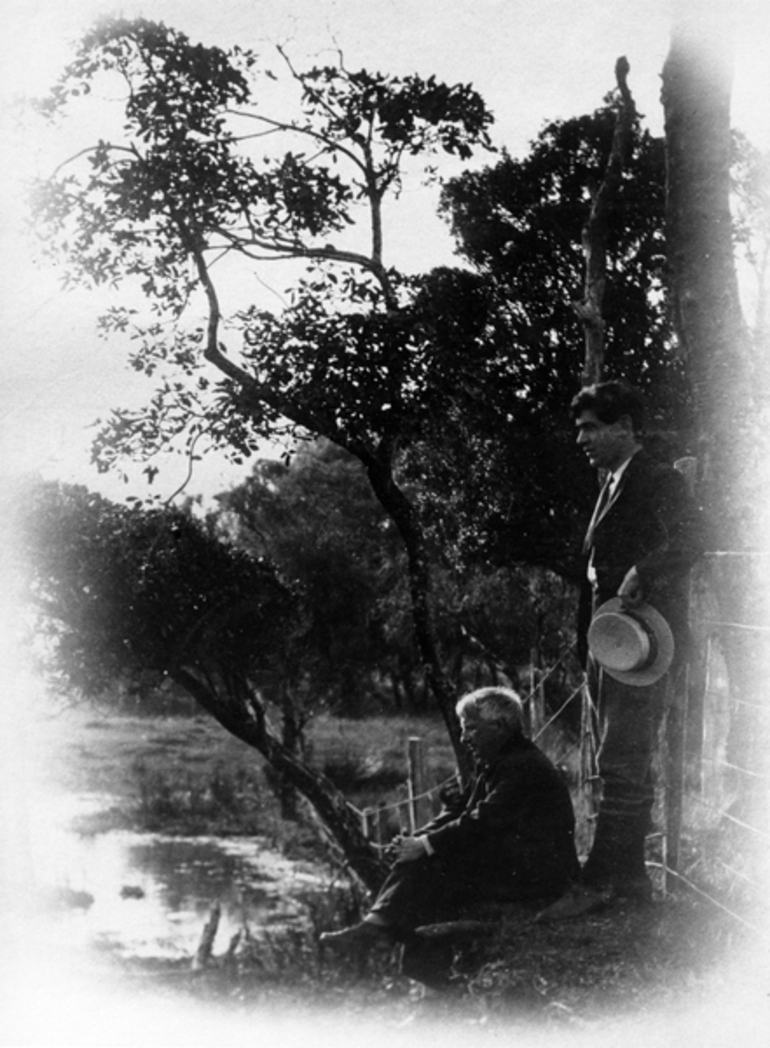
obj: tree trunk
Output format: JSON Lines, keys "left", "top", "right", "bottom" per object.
{"left": 278, "top": 680, "right": 301, "bottom": 821}
{"left": 662, "top": 5, "right": 762, "bottom": 809}
{"left": 576, "top": 57, "right": 638, "bottom": 385}
{"left": 175, "top": 669, "right": 387, "bottom": 893}
{"left": 662, "top": 9, "right": 753, "bottom": 533}
{"left": 363, "top": 455, "right": 471, "bottom": 781}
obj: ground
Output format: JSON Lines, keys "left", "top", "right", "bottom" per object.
{"left": 105, "top": 888, "right": 756, "bottom": 1033}
{"left": 14, "top": 707, "right": 768, "bottom": 1044}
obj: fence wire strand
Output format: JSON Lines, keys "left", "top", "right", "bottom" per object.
{"left": 646, "top": 863, "right": 764, "bottom": 935}
{"left": 684, "top": 792, "right": 770, "bottom": 841}
{"left": 700, "top": 756, "right": 770, "bottom": 780}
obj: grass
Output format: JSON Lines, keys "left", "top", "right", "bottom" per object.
{"left": 32, "top": 705, "right": 765, "bottom": 1035}
{"left": 38, "top": 707, "right": 458, "bottom": 853}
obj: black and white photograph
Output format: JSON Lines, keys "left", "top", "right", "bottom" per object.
{"left": 1, "top": 2, "right": 768, "bottom": 1045}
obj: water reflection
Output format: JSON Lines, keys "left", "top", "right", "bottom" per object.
{"left": 28, "top": 793, "right": 327, "bottom": 962}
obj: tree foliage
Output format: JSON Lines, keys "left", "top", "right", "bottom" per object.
{"left": 21, "top": 481, "right": 294, "bottom": 698}
{"left": 398, "top": 109, "right": 693, "bottom": 580}
{"left": 33, "top": 18, "right": 708, "bottom": 765}
{"left": 439, "top": 109, "right": 686, "bottom": 417}
{"left": 20, "top": 479, "right": 384, "bottom": 888}
{"left": 216, "top": 440, "right": 581, "bottom": 715}
{"left": 33, "top": 17, "right": 495, "bottom": 471}
{"left": 216, "top": 439, "right": 416, "bottom": 715}
{"left": 31, "top": 15, "right": 499, "bottom": 764}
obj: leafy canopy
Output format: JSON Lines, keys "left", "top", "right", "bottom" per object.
{"left": 397, "top": 109, "right": 689, "bottom": 579}
{"left": 33, "top": 17, "right": 494, "bottom": 475}
{"left": 21, "top": 480, "right": 294, "bottom": 699}
{"left": 216, "top": 439, "right": 413, "bottom": 715}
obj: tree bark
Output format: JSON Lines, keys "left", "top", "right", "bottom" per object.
{"left": 363, "top": 455, "right": 471, "bottom": 781}
{"left": 175, "top": 668, "right": 387, "bottom": 892}
{"left": 662, "top": 9, "right": 754, "bottom": 534}
{"left": 662, "top": 5, "right": 761, "bottom": 806}
{"left": 576, "top": 57, "right": 638, "bottom": 386}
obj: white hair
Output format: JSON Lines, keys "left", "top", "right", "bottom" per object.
{"left": 455, "top": 686, "right": 525, "bottom": 734}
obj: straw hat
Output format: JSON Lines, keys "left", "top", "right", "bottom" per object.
{"left": 587, "top": 598, "right": 675, "bottom": 686}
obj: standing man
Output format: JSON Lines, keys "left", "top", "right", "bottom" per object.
{"left": 542, "top": 380, "right": 705, "bottom": 919}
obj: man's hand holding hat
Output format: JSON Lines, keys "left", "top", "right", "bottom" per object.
{"left": 617, "top": 565, "right": 644, "bottom": 610}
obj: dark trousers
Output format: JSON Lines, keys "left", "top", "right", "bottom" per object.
{"left": 369, "top": 846, "right": 553, "bottom": 987}
{"left": 583, "top": 656, "right": 666, "bottom": 887}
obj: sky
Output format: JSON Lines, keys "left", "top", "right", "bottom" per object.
{"left": 0, "top": 0, "right": 768, "bottom": 504}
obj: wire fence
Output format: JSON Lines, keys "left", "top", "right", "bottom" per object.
{"left": 353, "top": 549, "right": 769, "bottom": 936}
{"left": 669, "top": 550, "right": 769, "bottom": 933}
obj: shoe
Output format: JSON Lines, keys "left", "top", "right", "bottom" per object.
{"left": 614, "top": 876, "right": 654, "bottom": 903}
{"left": 535, "top": 884, "right": 613, "bottom": 922}
{"left": 319, "top": 921, "right": 393, "bottom": 949}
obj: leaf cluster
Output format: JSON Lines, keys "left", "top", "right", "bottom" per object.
{"left": 410, "top": 110, "right": 696, "bottom": 574}
{"left": 440, "top": 110, "right": 672, "bottom": 385}
{"left": 216, "top": 440, "right": 413, "bottom": 714}
{"left": 299, "top": 64, "right": 493, "bottom": 160}
{"left": 20, "top": 481, "right": 295, "bottom": 699}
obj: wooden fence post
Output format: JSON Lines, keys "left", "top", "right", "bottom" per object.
{"left": 362, "top": 807, "right": 374, "bottom": 842}
{"left": 662, "top": 457, "right": 697, "bottom": 886}
{"left": 407, "top": 737, "right": 431, "bottom": 832}
{"left": 529, "top": 648, "right": 545, "bottom": 737}
{"left": 579, "top": 680, "right": 598, "bottom": 859}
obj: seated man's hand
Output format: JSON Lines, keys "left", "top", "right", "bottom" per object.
{"left": 439, "top": 775, "right": 463, "bottom": 806}
{"left": 393, "top": 836, "right": 427, "bottom": 864}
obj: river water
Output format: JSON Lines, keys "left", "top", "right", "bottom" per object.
{"left": 17, "top": 791, "right": 329, "bottom": 964}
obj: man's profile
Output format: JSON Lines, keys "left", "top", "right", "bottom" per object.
{"left": 540, "top": 379, "right": 705, "bottom": 920}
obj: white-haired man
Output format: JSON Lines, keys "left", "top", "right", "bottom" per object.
{"left": 321, "top": 686, "right": 579, "bottom": 987}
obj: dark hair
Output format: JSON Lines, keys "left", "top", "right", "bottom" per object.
{"left": 570, "top": 380, "right": 646, "bottom": 435}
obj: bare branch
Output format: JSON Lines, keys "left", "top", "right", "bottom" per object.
{"left": 574, "top": 56, "right": 638, "bottom": 386}
{"left": 50, "top": 142, "right": 138, "bottom": 179}
{"left": 229, "top": 108, "right": 368, "bottom": 175}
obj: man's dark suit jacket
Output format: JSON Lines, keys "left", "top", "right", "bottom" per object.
{"left": 578, "top": 448, "right": 706, "bottom": 664}
{"left": 415, "top": 735, "right": 580, "bottom": 901}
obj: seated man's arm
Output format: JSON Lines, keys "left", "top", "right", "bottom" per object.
{"left": 423, "top": 752, "right": 570, "bottom": 856}
{"left": 412, "top": 775, "right": 473, "bottom": 837}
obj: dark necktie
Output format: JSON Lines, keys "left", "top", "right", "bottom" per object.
{"left": 583, "top": 476, "right": 612, "bottom": 552}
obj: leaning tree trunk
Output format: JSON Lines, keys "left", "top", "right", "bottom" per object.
{"left": 175, "top": 668, "right": 387, "bottom": 893}
{"left": 661, "top": 6, "right": 762, "bottom": 808}
{"left": 363, "top": 454, "right": 471, "bottom": 782}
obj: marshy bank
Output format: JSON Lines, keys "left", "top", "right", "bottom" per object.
{"left": 2, "top": 707, "right": 766, "bottom": 1045}
{"left": 5, "top": 708, "right": 452, "bottom": 970}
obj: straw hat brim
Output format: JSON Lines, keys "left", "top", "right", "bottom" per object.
{"left": 589, "top": 598, "right": 675, "bottom": 686}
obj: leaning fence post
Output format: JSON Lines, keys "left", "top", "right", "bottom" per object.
{"left": 579, "top": 680, "right": 598, "bottom": 859}
{"left": 364, "top": 806, "right": 384, "bottom": 845}
{"left": 407, "top": 737, "right": 431, "bottom": 832}
{"left": 529, "top": 648, "right": 545, "bottom": 737}
{"left": 362, "top": 807, "right": 374, "bottom": 841}
{"left": 371, "top": 806, "right": 383, "bottom": 846}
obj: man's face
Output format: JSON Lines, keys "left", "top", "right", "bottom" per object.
{"left": 574, "top": 409, "right": 634, "bottom": 472}
{"left": 460, "top": 712, "right": 506, "bottom": 763}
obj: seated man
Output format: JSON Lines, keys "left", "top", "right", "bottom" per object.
{"left": 320, "top": 686, "right": 579, "bottom": 987}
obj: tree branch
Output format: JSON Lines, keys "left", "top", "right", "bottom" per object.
{"left": 230, "top": 109, "right": 368, "bottom": 176}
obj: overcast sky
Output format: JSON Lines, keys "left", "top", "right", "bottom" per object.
{"left": 1, "top": 0, "right": 768, "bottom": 502}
